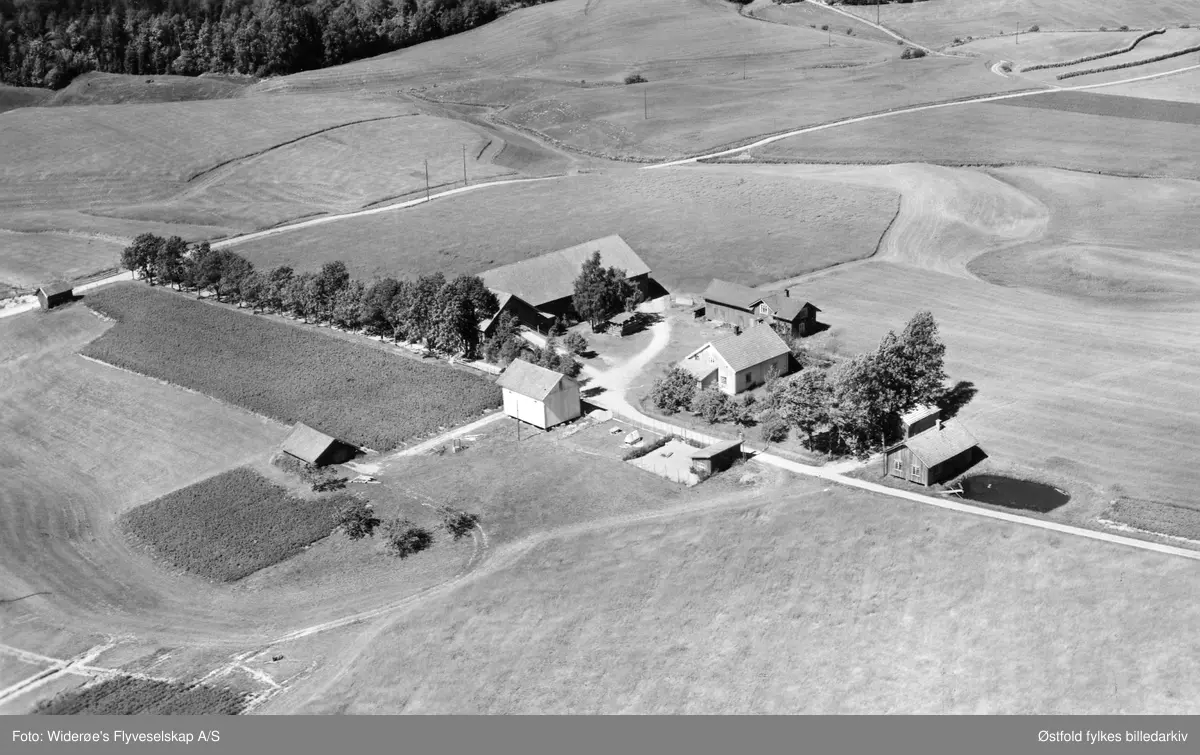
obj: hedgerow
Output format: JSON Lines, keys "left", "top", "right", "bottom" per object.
{"left": 1020, "top": 28, "right": 1165, "bottom": 72}
{"left": 34, "top": 678, "right": 249, "bottom": 715}
{"left": 122, "top": 467, "right": 349, "bottom": 582}
{"left": 1105, "top": 498, "right": 1200, "bottom": 542}
{"left": 84, "top": 284, "right": 500, "bottom": 451}
{"left": 1056, "top": 42, "right": 1200, "bottom": 80}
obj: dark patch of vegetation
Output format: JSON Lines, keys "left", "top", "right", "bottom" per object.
{"left": 83, "top": 284, "right": 500, "bottom": 452}
{"left": 624, "top": 73, "right": 648, "bottom": 84}
{"left": 384, "top": 518, "right": 434, "bottom": 558}
{"left": 901, "top": 47, "right": 927, "bottom": 60}
{"left": 1105, "top": 498, "right": 1200, "bottom": 542}
{"left": 651, "top": 366, "right": 698, "bottom": 415}
{"left": 272, "top": 452, "right": 348, "bottom": 491}
{"left": 1057, "top": 42, "right": 1200, "bottom": 80}
{"left": 335, "top": 499, "right": 381, "bottom": 540}
{"left": 440, "top": 507, "right": 480, "bottom": 540}
{"left": 34, "top": 678, "right": 249, "bottom": 715}
{"left": 122, "top": 467, "right": 349, "bottom": 582}
{"left": 1020, "top": 28, "right": 1165, "bottom": 72}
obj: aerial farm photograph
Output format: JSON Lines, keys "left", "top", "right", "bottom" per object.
{"left": 2, "top": 0, "right": 1200, "bottom": 719}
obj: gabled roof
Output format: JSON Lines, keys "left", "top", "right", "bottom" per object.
{"left": 902, "top": 419, "right": 979, "bottom": 467}
{"left": 281, "top": 423, "right": 342, "bottom": 465}
{"left": 702, "top": 279, "right": 818, "bottom": 323}
{"left": 762, "top": 294, "right": 819, "bottom": 322}
{"left": 709, "top": 325, "right": 791, "bottom": 373}
{"left": 901, "top": 404, "right": 941, "bottom": 426}
{"left": 497, "top": 358, "right": 571, "bottom": 400}
{"left": 678, "top": 359, "right": 717, "bottom": 382}
{"left": 39, "top": 281, "right": 74, "bottom": 296}
{"left": 480, "top": 236, "right": 651, "bottom": 308}
{"left": 690, "top": 438, "right": 743, "bottom": 460}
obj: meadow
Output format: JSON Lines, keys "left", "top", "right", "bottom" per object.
{"left": 34, "top": 678, "right": 249, "bottom": 715}
{"left": 82, "top": 284, "right": 501, "bottom": 451}
{"left": 123, "top": 468, "right": 348, "bottom": 583}
{"left": 0, "top": 229, "right": 125, "bottom": 291}
{"left": 288, "top": 480, "right": 1200, "bottom": 714}
{"left": 232, "top": 168, "right": 900, "bottom": 294}
{"left": 45, "top": 71, "right": 252, "bottom": 107}
{"left": 753, "top": 98, "right": 1200, "bottom": 179}
{"left": 0, "top": 82, "right": 50, "bottom": 112}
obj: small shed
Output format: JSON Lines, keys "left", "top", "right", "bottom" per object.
{"left": 609, "top": 311, "right": 636, "bottom": 337}
{"left": 497, "top": 358, "right": 581, "bottom": 430}
{"left": 37, "top": 282, "right": 74, "bottom": 310}
{"left": 900, "top": 404, "right": 941, "bottom": 438}
{"left": 280, "top": 423, "right": 358, "bottom": 467}
{"left": 690, "top": 438, "right": 744, "bottom": 476}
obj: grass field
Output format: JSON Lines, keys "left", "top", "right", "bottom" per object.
{"left": 0, "top": 82, "right": 51, "bottom": 112}
{"left": 46, "top": 71, "right": 253, "bottom": 107}
{"left": 233, "top": 168, "right": 899, "bottom": 293}
{"left": 753, "top": 98, "right": 1200, "bottom": 178}
{"left": 842, "top": 0, "right": 1197, "bottom": 49}
{"left": 34, "top": 678, "right": 249, "bottom": 715}
{"left": 1099, "top": 66, "right": 1200, "bottom": 102}
{"left": 742, "top": 0, "right": 898, "bottom": 45}
{"left": 82, "top": 284, "right": 501, "bottom": 451}
{"left": 123, "top": 468, "right": 348, "bottom": 582}
{"left": 289, "top": 480, "right": 1200, "bottom": 714}
{"left": 0, "top": 229, "right": 125, "bottom": 291}
{"left": 957, "top": 30, "right": 1145, "bottom": 66}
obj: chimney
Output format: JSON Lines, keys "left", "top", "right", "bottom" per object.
{"left": 936, "top": 419, "right": 943, "bottom": 431}
{"left": 784, "top": 288, "right": 790, "bottom": 298}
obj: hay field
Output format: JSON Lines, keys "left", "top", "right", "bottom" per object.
{"left": 842, "top": 0, "right": 1197, "bottom": 49}
{"left": 233, "top": 169, "right": 899, "bottom": 293}
{"left": 753, "top": 98, "right": 1200, "bottom": 178}
{"left": 0, "top": 229, "right": 125, "bottom": 291}
{"left": 0, "top": 83, "right": 51, "bottom": 112}
{"left": 742, "top": 0, "right": 897, "bottom": 45}
{"left": 289, "top": 482, "right": 1200, "bottom": 714}
{"left": 46, "top": 71, "right": 252, "bottom": 107}
{"left": 1099, "top": 67, "right": 1200, "bottom": 102}
{"left": 956, "top": 30, "right": 1145, "bottom": 65}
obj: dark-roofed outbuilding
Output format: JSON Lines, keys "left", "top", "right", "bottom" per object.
{"left": 885, "top": 407, "right": 982, "bottom": 486}
{"left": 702, "top": 278, "right": 820, "bottom": 338}
{"left": 37, "top": 282, "right": 74, "bottom": 310}
{"left": 281, "top": 423, "right": 358, "bottom": 467}
{"left": 690, "top": 438, "right": 743, "bottom": 476}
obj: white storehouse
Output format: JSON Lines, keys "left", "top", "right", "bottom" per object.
{"left": 497, "top": 358, "right": 582, "bottom": 430}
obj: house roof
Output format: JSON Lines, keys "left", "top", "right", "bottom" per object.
{"left": 497, "top": 358, "right": 571, "bottom": 400}
{"left": 281, "top": 423, "right": 343, "bottom": 465}
{"left": 39, "top": 281, "right": 74, "bottom": 296}
{"left": 480, "top": 235, "right": 651, "bottom": 308}
{"left": 702, "top": 279, "right": 818, "bottom": 323}
{"left": 679, "top": 359, "right": 717, "bottom": 382}
{"left": 902, "top": 419, "right": 979, "bottom": 467}
{"left": 901, "top": 404, "right": 941, "bottom": 426}
{"left": 690, "top": 438, "right": 743, "bottom": 459}
{"left": 709, "top": 326, "right": 791, "bottom": 373}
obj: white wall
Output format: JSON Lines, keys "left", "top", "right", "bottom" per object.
{"left": 502, "top": 389, "right": 548, "bottom": 429}
{"left": 543, "top": 380, "right": 582, "bottom": 428}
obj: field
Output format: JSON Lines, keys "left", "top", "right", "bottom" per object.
{"left": 1105, "top": 498, "right": 1200, "bottom": 543}
{"left": 0, "top": 82, "right": 51, "bottom": 112}
{"left": 840, "top": 0, "right": 1198, "bottom": 49}
{"left": 742, "top": 0, "right": 898, "bottom": 45}
{"left": 1100, "top": 66, "right": 1200, "bottom": 102}
{"left": 123, "top": 468, "right": 348, "bottom": 582}
{"left": 34, "top": 678, "right": 249, "bottom": 715}
{"left": 0, "top": 229, "right": 125, "bottom": 291}
{"left": 82, "top": 284, "right": 501, "bottom": 451}
{"left": 957, "top": 30, "right": 1147, "bottom": 66}
{"left": 753, "top": 97, "right": 1200, "bottom": 179}
{"left": 46, "top": 71, "right": 253, "bottom": 107}
{"left": 284, "top": 480, "right": 1200, "bottom": 714}
{"left": 233, "top": 168, "right": 900, "bottom": 294}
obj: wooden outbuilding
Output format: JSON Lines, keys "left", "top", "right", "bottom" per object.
{"left": 608, "top": 311, "right": 636, "bottom": 337}
{"left": 884, "top": 407, "right": 981, "bottom": 486}
{"left": 497, "top": 358, "right": 582, "bottom": 430}
{"left": 690, "top": 438, "right": 744, "bottom": 476}
{"left": 702, "top": 279, "right": 820, "bottom": 338}
{"left": 280, "top": 423, "right": 358, "bottom": 467}
{"left": 37, "top": 282, "right": 74, "bottom": 310}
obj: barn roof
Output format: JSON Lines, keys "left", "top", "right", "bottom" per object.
{"left": 690, "top": 438, "right": 743, "bottom": 459}
{"left": 901, "top": 404, "right": 941, "bottom": 426}
{"left": 766, "top": 296, "right": 820, "bottom": 322}
{"left": 497, "top": 358, "right": 570, "bottom": 400}
{"left": 702, "top": 279, "right": 818, "bottom": 322}
{"left": 281, "top": 423, "right": 342, "bottom": 465}
{"left": 39, "top": 281, "right": 74, "bottom": 296}
{"left": 710, "top": 326, "right": 791, "bottom": 373}
{"left": 902, "top": 420, "right": 979, "bottom": 467}
{"left": 480, "top": 236, "right": 650, "bottom": 308}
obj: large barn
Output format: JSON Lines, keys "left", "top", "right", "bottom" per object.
{"left": 679, "top": 325, "right": 791, "bottom": 396}
{"left": 497, "top": 358, "right": 582, "bottom": 430}
{"left": 480, "top": 235, "right": 651, "bottom": 323}
{"left": 701, "top": 279, "right": 820, "bottom": 339}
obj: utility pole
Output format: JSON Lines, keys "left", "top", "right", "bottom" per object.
{"left": 876, "top": 0, "right": 880, "bottom": 26}
{"left": 743, "top": 55, "right": 747, "bottom": 80}
{"left": 462, "top": 144, "right": 467, "bottom": 186}
{"left": 644, "top": 88, "right": 648, "bottom": 119}
{"left": 424, "top": 159, "right": 430, "bottom": 202}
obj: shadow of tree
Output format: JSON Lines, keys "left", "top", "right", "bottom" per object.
{"left": 938, "top": 380, "right": 978, "bottom": 420}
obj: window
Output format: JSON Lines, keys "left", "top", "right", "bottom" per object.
{"left": 894, "top": 459, "right": 903, "bottom": 472}
{"left": 911, "top": 464, "right": 921, "bottom": 477}
{"left": 719, "top": 375, "right": 726, "bottom": 386}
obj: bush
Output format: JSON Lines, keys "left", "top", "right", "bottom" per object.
{"left": 820, "top": 24, "right": 828, "bottom": 31}
{"left": 1119, "top": 25, "right": 1129, "bottom": 31}
{"left": 759, "top": 412, "right": 789, "bottom": 443}
{"left": 692, "top": 386, "right": 736, "bottom": 424}
{"left": 1028, "top": 24, "right": 1040, "bottom": 32}
{"left": 34, "top": 678, "right": 249, "bottom": 715}
{"left": 384, "top": 518, "right": 434, "bottom": 558}
{"left": 1020, "top": 28, "right": 1164, "bottom": 72}
{"left": 624, "top": 73, "right": 648, "bottom": 85}
{"left": 335, "top": 500, "right": 380, "bottom": 540}
{"left": 272, "top": 452, "right": 347, "bottom": 491}
{"left": 651, "top": 367, "right": 698, "bottom": 415}
{"left": 623, "top": 433, "right": 675, "bottom": 461}
{"left": 563, "top": 331, "right": 588, "bottom": 355}
{"left": 900, "top": 47, "right": 927, "bottom": 60}
{"left": 441, "top": 508, "right": 480, "bottom": 540}
{"left": 1057, "top": 42, "right": 1200, "bottom": 80}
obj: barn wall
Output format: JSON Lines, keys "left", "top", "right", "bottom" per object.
{"left": 503, "top": 389, "right": 548, "bottom": 429}
{"left": 705, "top": 301, "right": 754, "bottom": 331}
{"left": 543, "top": 381, "right": 582, "bottom": 428}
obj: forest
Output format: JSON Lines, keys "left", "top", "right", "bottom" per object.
{"left": 0, "top": 0, "right": 552, "bottom": 88}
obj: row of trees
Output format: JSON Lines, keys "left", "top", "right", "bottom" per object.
{"left": 652, "top": 311, "right": 950, "bottom": 455}
{"left": 121, "top": 232, "right": 501, "bottom": 360}
{"left": 0, "top": 0, "right": 551, "bottom": 89}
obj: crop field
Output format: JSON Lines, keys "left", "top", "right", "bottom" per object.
{"left": 0, "top": 229, "right": 125, "bottom": 291}
{"left": 1105, "top": 498, "right": 1200, "bottom": 543}
{"left": 233, "top": 168, "right": 899, "bottom": 294}
{"left": 998, "top": 90, "right": 1200, "bottom": 124}
{"left": 753, "top": 99, "right": 1200, "bottom": 178}
{"left": 840, "top": 0, "right": 1197, "bottom": 49}
{"left": 287, "top": 481, "right": 1200, "bottom": 714}
{"left": 82, "top": 284, "right": 501, "bottom": 451}
{"left": 123, "top": 467, "right": 348, "bottom": 583}
{"left": 34, "top": 678, "right": 249, "bottom": 715}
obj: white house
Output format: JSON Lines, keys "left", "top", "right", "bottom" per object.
{"left": 497, "top": 358, "right": 582, "bottom": 430}
{"left": 679, "top": 325, "right": 791, "bottom": 396}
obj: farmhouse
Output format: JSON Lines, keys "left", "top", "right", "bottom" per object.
{"left": 497, "top": 358, "right": 582, "bottom": 430}
{"left": 884, "top": 406, "right": 982, "bottom": 487}
{"left": 702, "top": 279, "right": 820, "bottom": 339}
{"left": 679, "top": 325, "right": 791, "bottom": 395}
{"left": 690, "top": 438, "right": 744, "bottom": 476}
{"left": 37, "top": 282, "right": 74, "bottom": 310}
{"left": 480, "top": 235, "right": 651, "bottom": 322}
{"left": 280, "top": 423, "right": 359, "bottom": 467}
